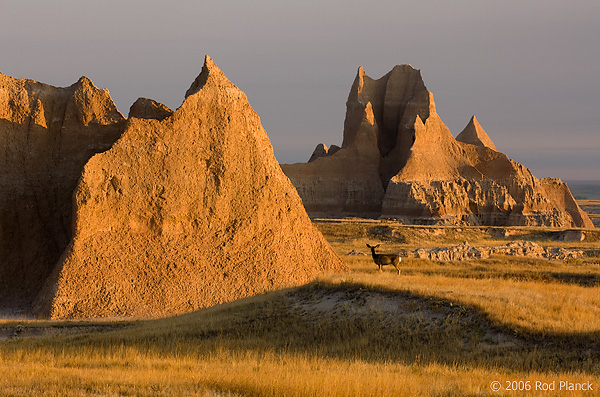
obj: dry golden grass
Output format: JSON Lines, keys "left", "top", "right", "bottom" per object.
{"left": 317, "top": 221, "right": 600, "bottom": 252}
{"left": 578, "top": 199, "right": 600, "bottom": 206}
{"left": 334, "top": 249, "right": 600, "bottom": 335}
{"left": 2, "top": 347, "right": 596, "bottom": 396}
{"left": 1, "top": 221, "right": 599, "bottom": 395}
{"left": 2, "top": 286, "right": 600, "bottom": 396}
{"left": 324, "top": 269, "right": 600, "bottom": 334}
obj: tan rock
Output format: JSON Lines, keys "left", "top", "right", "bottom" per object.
{"left": 0, "top": 73, "right": 125, "bottom": 313}
{"left": 456, "top": 115, "right": 498, "bottom": 151}
{"left": 282, "top": 99, "right": 385, "bottom": 217}
{"left": 383, "top": 124, "right": 592, "bottom": 227}
{"left": 128, "top": 97, "right": 173, "bottom": 121}
{"left": 33, "top": 56, "right": 346, "bottom": 319}
{"left": 282, "top": 64, "right": 593, "bottom": 229}
{"left": 282, "top": 64, "right": 430, "bottom": 217}
{"left": 409, "top": 240, "right": 587, "bottom": 261}
{"left": 282, "top": 64, "right": 437, "bottom": 218}
{"left": 308, "top": 143, "right": 341, "bottom": 162}
{"left": 308, "top": 143, "right": 328, "bottom": 162}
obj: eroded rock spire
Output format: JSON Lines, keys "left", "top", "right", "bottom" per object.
{"left": 282, "top": 63, "right": 592, "bottom": 228}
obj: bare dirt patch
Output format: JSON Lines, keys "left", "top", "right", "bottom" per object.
{"left": 288, "top": 284, "right": 521, "bottom": 350}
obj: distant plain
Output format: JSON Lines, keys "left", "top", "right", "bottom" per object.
{"left": 566, "top": 180, "right": 600, "bottom": 200}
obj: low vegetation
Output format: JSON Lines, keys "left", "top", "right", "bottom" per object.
{"left": 1, "top": 221, "right": 599, "bottom": 395}
{"left": 578, "top": 200, "right": 600, "bottom": 227}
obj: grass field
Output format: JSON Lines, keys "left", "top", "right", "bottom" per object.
{"left": 1, "top": 223, "right": 599, "bottom": 395}
{"left": 578, "top": 199, "right": 600, "bottom": 227}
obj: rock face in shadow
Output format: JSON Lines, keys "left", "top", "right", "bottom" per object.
{"left": 282, "top": 65, "right": 593, "bottom": 228}
{"left": 33, "top": 56, "right": 346, "bottom": 319}
{"left": 0, "top": 73, "right": 126, "bottom": 313}
{"left": 308, "top": 143, "right": 340, "bottom": 162}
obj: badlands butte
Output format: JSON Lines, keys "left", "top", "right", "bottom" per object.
{"left": 0, "top": 56, "right": 345, "bottom": 319}
{"left": 0, "top": 57, "right": 593, "bottom": 319}
{"left": 282, "top": 65, "right": 592, "bottom": 228}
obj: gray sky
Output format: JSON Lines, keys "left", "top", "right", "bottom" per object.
{"left": 1, "top": 0, "right": 598, "bottom": 180}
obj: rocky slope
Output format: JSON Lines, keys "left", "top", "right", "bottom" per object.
{"left": 0, "top": 73, "right": 126, "bottom": 314}
{"left": 405, "top": 241, "right": 587, "bottom": 261}
{"left": 32, "top": 56, "right": 346, "bottom": 319}
{"left": 282, "top": 65, "right": 593, "bottom": 228}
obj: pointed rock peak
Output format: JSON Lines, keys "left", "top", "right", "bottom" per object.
{"left": 77, "top": 76, "right": 93, "bottom": 85}
{"left": 456, "top": 115, "right": 498, "bottom": 151}
{"left": 71, "top": 76, "right": 96, "bottom": 91}
{"left": 308, "top": 143, "right": 329, "bottom": 162}
{"left": 204, "top": 54, "right": 216, "bottom": 68}
{"left": 469, "top": 115, "right": 482, "bottom": 129}
{"left": 352, "top": 66, "right": 366, "bottom": 96}
{"left": 413, "top": 115, "right": 425, "bottom": 135}
{"left": 66, "top": 75, "right": 124, "bottom": 125}
{"left": 364, "top": 102, "right": 375, "bottom": 125}
{"left": 184, "top": 55, "right": 235, "bottom": 99}
{"left": 427, "top": 91, "right": 437, "bottom": 115}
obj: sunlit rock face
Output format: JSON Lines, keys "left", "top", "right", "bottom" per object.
{"left": 32, "top": 56, "right": 346, "bottom": 319}
{"left": 282, "top": 65, "right": 593, "bottom": 228}
{"left": 455, "top": 115, "right": 497, "bottom": 151}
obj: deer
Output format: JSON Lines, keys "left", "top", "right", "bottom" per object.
{"left": 366, "top": 244, "right": 401, "bottom": 274}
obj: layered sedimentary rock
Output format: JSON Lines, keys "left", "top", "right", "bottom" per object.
{"left": 33, "top": 56, "right": 345, "bottom": 319}
{"left": 281, "top": 100, "right": 385, "bottom": 217}
{"left": 282, "top": 65, "right": 593, "bottom": 228}
{"left": 406, "top": 241, "right": 586, "bottom": 261}
{"left": 0, "top": 73, "right": 126, "bottom": 313}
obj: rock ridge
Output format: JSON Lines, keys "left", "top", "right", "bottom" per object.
{"left": 30, "top": 56, "right": 346, "bottom": 319}
{"left": 405, "top": 240, "right": 587, "bottom": 261}
{"left": 282, "top": 64, "right": 593, "bottom": 228}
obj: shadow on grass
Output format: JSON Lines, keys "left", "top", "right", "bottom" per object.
{"left": 18, "top": 281, "right": 598, "bottom": 375}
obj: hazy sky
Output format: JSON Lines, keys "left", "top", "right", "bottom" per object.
{"left": 1, "top": 0, "right": 598, "bottom": 180}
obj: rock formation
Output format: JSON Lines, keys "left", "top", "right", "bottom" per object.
{"left": 32, "top": 56, "right": 345, "bottom": 319}
{"left": 128, "top": 97, "right": 173, "bottom": 121}
{"left": 0, "top": 73, "right": 126, "bottom": 314}
{"left": 455, "top": 115, "right": 497, "bottom": 151}
{"left": 308, "top": 143, "right": 340, "bottom": 162}
{"left": 405, "top": 241, "right": 587, "bottom": 261}
{"left": 282, "top": 65, "right": 593, "bottom": 228}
